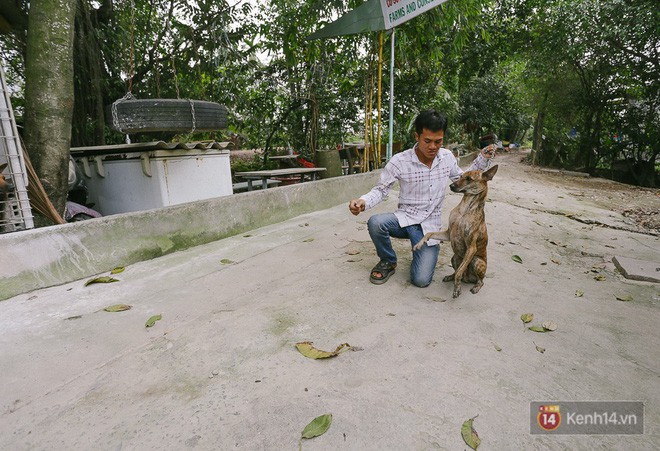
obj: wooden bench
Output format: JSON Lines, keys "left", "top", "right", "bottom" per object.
{"left": 232, "top": 178, "right": 281, "bottom": 193}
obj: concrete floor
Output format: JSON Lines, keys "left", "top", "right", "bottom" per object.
{"left": 1, "top": 154, "right": 658, "bottom": 450}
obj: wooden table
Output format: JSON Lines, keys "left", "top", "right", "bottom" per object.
{"left": 234, "top": 167, "right": 326, "bottom": 191}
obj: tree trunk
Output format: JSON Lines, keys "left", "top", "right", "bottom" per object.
{"left": 307, "top": 89, "right": 318, "bottom": 160}
{"left": 72, "top": 0, "right": 106, "bottom": 146}
{"left": 23, "top": 0, "right": 77, "bottom": 223}
{"left": 576, "top": 111, "right": 595, "bottom": 171}
{"left": 531, "top": 110, "right": 544, "bottom": 165}
{"left": 531, "top": 91, "right": 548, "bottom": 166}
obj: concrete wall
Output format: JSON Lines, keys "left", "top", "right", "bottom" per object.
{"left": 0, "top": 172, "right": 380, "bottom": 301}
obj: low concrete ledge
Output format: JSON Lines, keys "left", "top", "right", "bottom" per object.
{"left": 0, "top": 171, "right": 380, "bottom": 301}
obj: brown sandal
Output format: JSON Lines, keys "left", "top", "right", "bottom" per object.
{"left": 370, "top": 261, "right": 397, "bottom": 285}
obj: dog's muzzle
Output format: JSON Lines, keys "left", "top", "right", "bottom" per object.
{"left": 1, "top": 179, "right": 14, "bottom": 193}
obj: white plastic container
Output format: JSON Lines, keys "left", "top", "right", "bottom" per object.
{"left": 77, "top": 148, "right": 232, "bottom": 215}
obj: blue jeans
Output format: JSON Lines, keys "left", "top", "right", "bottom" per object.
{"left": 367, "top": 213, "right": 439, "bottom": 287}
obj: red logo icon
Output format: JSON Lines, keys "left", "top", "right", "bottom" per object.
{"left": 538, "top": 405, "right": 562, "bottom": 431}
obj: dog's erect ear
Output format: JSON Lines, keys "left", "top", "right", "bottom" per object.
{"left": 482, "top": 164, "right": 498, "bottom": 181}
{"left": 0, "top": 163, "right": 7, "bottom": 173}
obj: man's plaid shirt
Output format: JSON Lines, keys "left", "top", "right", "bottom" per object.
{"left": 360, "top": 146, "right": 491, "bottom": 244}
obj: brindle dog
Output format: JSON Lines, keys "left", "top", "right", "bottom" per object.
{"left": 414, "top": 165, "right": 498, "bottom": 298}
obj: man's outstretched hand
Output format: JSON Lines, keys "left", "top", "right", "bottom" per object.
{"left": 481, "top": 144, "right": 497, "bottom": 159}
{"left": 349, "top": 198, "right": 365, "bottom": 216}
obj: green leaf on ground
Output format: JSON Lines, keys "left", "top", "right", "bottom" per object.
{"left": 103, "top": 304, "right": 132, "bottom": 312}
{"left": 295, "top": 342, "right": 351, "bottom": 359}
{"left": 575, "top": 290, "right": 584, "bottom": 297}
{"left": 521, "top": 313, "right": 534, "bottom": 324}
{"left": 512, "top": 255, "right": 523, "bottom": 264}
{"left": 110, "top": 266, "right": 125, "bottom": 274}
{"left": 84, "top": 276, "right": 119, "bottom": 286}
{"left": 301, "top": 413, "right": 332, "bottom": 439}
{"left": 461, "top": 415, "right": 481, "bottom": 450}
{"left": 145, "top": 314, "right": 162, "bottom": 327}
{"left": 220, "top": 259, "right": 234, "bottom": 264}
{"left": 615, "top": 294, "right": 634, "bottom": 302}
{"left": 528, "top": 326, "right": 548, "bottom": 333}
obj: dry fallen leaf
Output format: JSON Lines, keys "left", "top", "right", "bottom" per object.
{"left": 542, "top": 321, "right": 558, "bottom": 331}
{"left": 84, "top": 276, "right": 119, "bottom": 286}
{"left": 345, "top": 250, "right": 360, "bottom": 255}
{"left": 521, "top": 313, "right": 534, "bottom": 324}
{"left": 295, "top": 342, "right": 351, "bottom": 359}
{"left": 594, "top": 275, "right": 606, "bottom": 281}
{"left": 615, "top": 294, "right": 634, "bottom": 302}
{"left": 425, "top": 296, "right": 447, "bottom": 303}
{"left": 575, "top": 290, "right": 584, "bottom": 297}
{"left": 534, "top": 342, "right": 546, "bottom": 353}
{"left": 493, "top": 343, "right": 502, "bottom": 352}
{"left": 551, "top": 259, "right": 561, "bottom": 265}
{"left": 302, "top": 238, "right": 314, "bottom": 242}
{"left": 103, "top": 304, "right": 132, "bottom": 312}
{"left": 461, "top": 415, "right": 481, "bottom": 450}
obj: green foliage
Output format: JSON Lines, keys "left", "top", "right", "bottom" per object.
{"left": 4, "top": 0, "right": 657, "bottom": 190}
{"left": 505, "top": 0, "right": 659, "bottom": 185}
{"left": 229, "top": 153, "right": 277, "bottom": 182}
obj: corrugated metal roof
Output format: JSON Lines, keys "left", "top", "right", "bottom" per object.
{"left": 70, "top": 141, "right": 234, "bottom": 156}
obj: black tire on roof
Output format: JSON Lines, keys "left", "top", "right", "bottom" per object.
{"left": 108, "top": 99, "right": 228, "bottom": 133}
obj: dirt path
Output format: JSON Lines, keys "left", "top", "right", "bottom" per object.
{"left": 494, "top": 151, "right": 659, "bottom": 234}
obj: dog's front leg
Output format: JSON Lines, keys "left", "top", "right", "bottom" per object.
{"left": 452, "top": 240, "right": 478, "bottom": 298}
{"left": 413, "top": 230, "right": 450, "bottom": 251}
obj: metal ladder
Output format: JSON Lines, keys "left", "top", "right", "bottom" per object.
{"left": 0, "top": 62, "right": 33, "bottom": 233}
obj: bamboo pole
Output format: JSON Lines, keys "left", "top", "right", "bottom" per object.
{"left": 376, "top": 31, "right": 383, "bottom": 167}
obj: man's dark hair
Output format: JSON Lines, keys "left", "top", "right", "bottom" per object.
{"left": 414, "top": 110, "right": 448, "bottom": 134}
